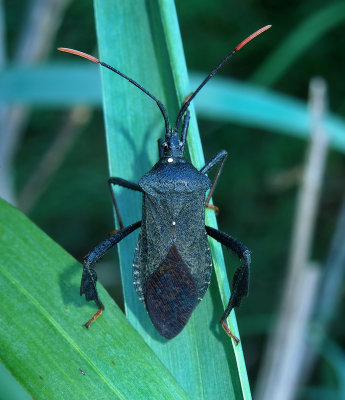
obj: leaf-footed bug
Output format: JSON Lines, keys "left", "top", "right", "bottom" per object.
{"left": 58, "top": 25, "right": 271, "bottom": 343}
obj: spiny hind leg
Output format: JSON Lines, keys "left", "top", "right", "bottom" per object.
{"left": 206, "top": 225, "right": 250, "bottom": 344}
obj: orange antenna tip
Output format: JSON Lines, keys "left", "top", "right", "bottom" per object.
{"left": 235, "top": 25, "right": 271, "bottom": 51}
{"left": 57, "top": 48, "right": 100, "bottom": 63}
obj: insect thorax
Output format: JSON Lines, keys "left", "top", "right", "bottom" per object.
{"left": 138, "top": 157, "right": 211, "bottom": 195}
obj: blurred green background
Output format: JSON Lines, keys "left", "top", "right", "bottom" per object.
{"left": 1, "top": 0, "right": 345, "bottom": 399}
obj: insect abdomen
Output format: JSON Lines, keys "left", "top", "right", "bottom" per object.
{"left": 145, "top": 244, "right": 198, "bottom": 339}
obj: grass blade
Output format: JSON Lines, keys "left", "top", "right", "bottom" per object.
{"left": 94, "top": 0, "right": 250, "bottom": 398}
{"left": 0, "top": 198, "right": 191, "bottom": 400}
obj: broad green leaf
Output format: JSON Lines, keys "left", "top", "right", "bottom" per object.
{"left": 2, "top": 66, "right": 345, "bottom": 154}
{"left": 93, "top": 0, "right": 250, "bottom": 399}
{"left": 0, "top": 198, "right": 191, "bottom": 400}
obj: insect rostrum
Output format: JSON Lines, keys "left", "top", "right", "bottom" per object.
{"left": 59, "top": 25, "right": 270, "bottom": 343}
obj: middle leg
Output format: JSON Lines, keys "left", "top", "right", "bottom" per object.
{"left": 108, "top": 177, "right": 142, "bottom": 230}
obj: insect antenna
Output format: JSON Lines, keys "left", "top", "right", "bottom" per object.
{"left": 174, "top": 25, "right": 271, "bottom": 132}
{"left": 58, "top": 48, "right": 170, "bottom": 135}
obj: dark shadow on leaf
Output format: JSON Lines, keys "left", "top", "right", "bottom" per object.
{"left": 58, "top": 260, "right": 85, "bottom": 309}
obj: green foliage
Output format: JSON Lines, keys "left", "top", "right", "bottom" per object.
{"left": 2, "top": 0, "right": 345, "bottom": 398}
{"left": 0, "top": 199, "right": 191, "bottom": 399}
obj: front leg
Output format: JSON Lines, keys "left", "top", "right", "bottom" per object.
{"left": 206, "top": 225, "right": 251, "bottom": 344}
{"left": 200, "top": 150, "right": 228, "bottom": 212}
{"left": 81, "top": 220, "right": 141, "bottom": 328}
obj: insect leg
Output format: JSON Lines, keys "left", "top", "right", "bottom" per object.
{"left": 200, "top": 150, "right": 228, "bottom": 212}
{"left": 108, "top": 177, "right": 142, "bottom": 230}
{"left": 81, "top": 220, "right": 142, "bottom": 328}
{"left": 205, "top": 225, "right": 250, "bottom": 344}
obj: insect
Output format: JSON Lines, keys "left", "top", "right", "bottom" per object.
{"left": 58, "top": 25, "right": 270, "bottom": 343}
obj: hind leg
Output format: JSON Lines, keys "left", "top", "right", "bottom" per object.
{"left": 206, "top": 225, "right": 250, "bottom": 344}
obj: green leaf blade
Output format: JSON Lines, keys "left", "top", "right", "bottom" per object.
{"left": 0, "top": 198, "right": 191, "bottom": 400}
{"left": 94, "top": 0, "right": 250, "bottom": 399}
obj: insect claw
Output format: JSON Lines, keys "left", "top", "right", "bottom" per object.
{"left": 83, "top": 302, "right": 104, "bottom": 328}
{"left": 108, "top": 229, "right": 119, "bottom": 236}
{"left": 206, "top": 204, "right": 219, "bottom": 214}
{"left": 221, "top": 320, "right": 240, "bottom": 345}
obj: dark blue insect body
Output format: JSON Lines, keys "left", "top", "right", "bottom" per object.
{"left": 135, "top": 152, "right": 212, "bottom": 338}
{"left": 60, "top": 25, "right": 270, "bottom": 342}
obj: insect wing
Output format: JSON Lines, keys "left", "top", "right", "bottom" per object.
{"left": 145, "top": 244, "right": 198, "bottom": 339}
